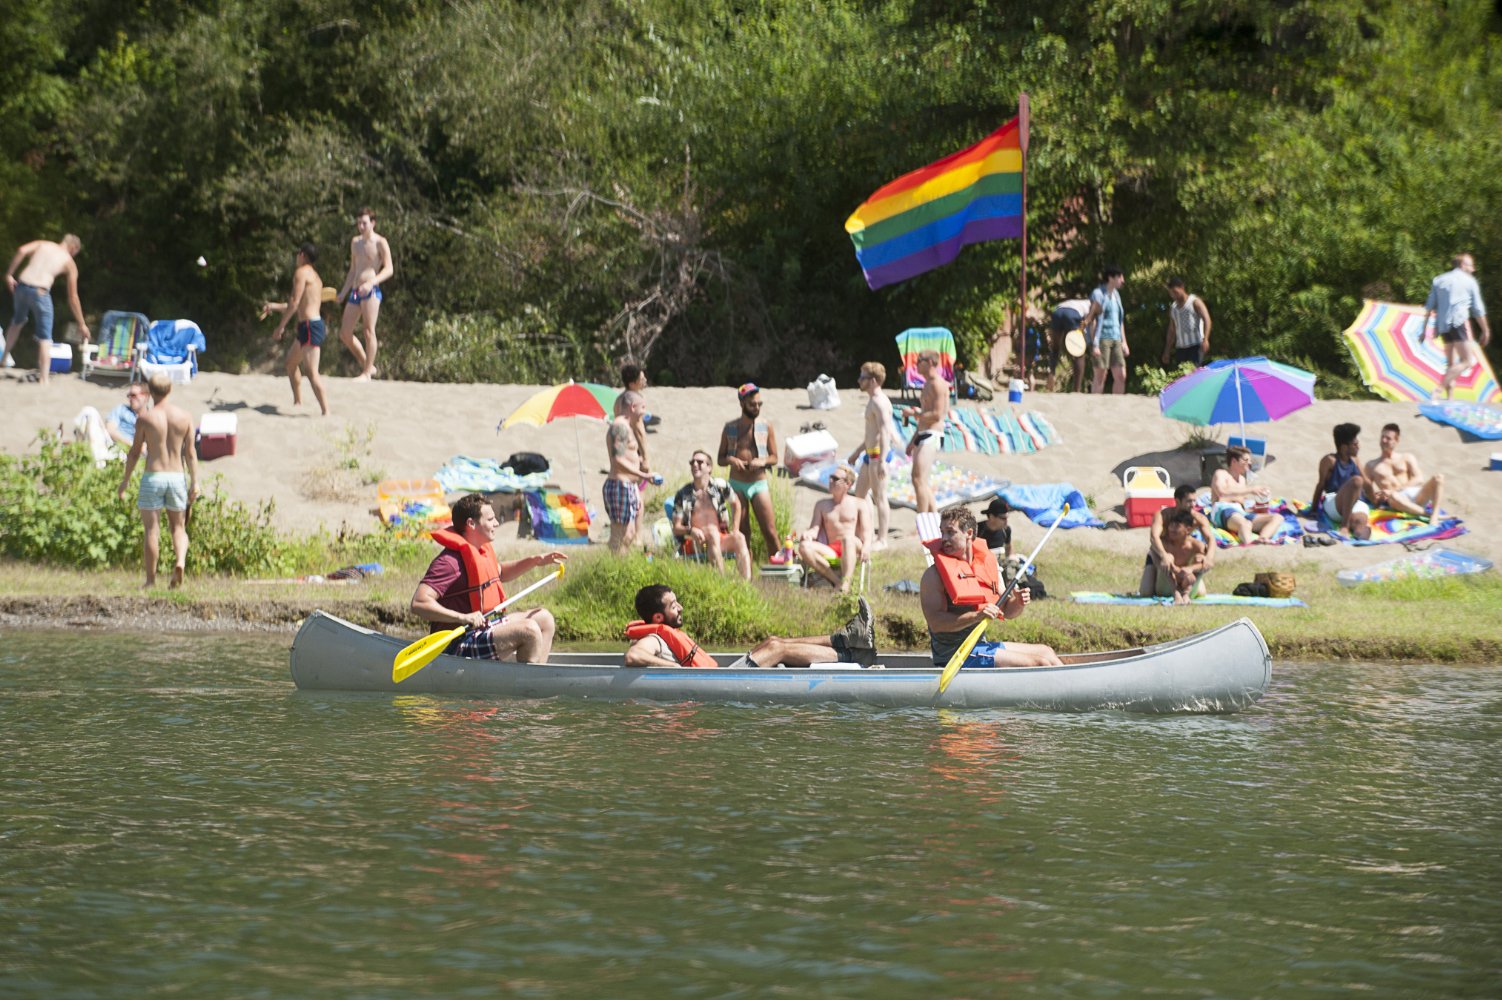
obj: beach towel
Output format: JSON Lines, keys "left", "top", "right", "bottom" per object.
{"left": 1310, "top": 507, "right": 1468, "bottom": 546}
{"left": 525, "top": 489, "right": 591, "bottom": 544}
{"left": 798, "top": 457, "right": 1008, "bottom": 511}
{"left": 1417, "top": 401, "right": 1502, "bottom": 440}
{"left": 1070, "top": 591, "right": 1308, "bottom": 608}
{"left": 140, "top": 319, "right": 207, "bottom": 375}
{"left": 1201, "top": 498, "right": 1304, "bottom": 548}
{"left": 999, "top": 484, "right": 1105, "bottom": 528}
{"left": 892, "top": 406, "right": 1060, "bottom": 455}
{"left": 435, "top": 455, "right": 552, "bottom": 494}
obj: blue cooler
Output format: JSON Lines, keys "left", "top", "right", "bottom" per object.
{"left": 1490, "top": 453, "right": 1502, "bottom": 471}
{"left": 48, "top": 342, "right": 72, "bottom": 374}
{"left": 1008, "top": 378, "right": 1024, "bottom": 404}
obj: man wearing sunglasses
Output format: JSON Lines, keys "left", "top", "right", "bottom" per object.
{"left": 672, "top": 451, "right": 752, "bottom": 581}
{"left": 797, "top": 464, "right": 872, "bottom": 592}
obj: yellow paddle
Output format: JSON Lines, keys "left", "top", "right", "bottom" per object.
{"left": 937, "top": 503, "right": 1068, "bottom": 694}
{"left": 392, "top": 565, "right": 565, "bottom": 683}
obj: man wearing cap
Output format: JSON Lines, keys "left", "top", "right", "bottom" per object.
{"left": 976, "top": 498, "right": 1013, "bottom": 558}
{"left": 718, "top": 383, "right": 781, "bottom": 557}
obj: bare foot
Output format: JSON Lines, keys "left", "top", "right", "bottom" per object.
{"left": 351, "top": 373, "right": 371, "bottom": 382}
{"left": 142, "top": 578, "right": 155, "bottom": 590}
{"left": 170, "top": 566, "right": 184, "bottom": 589}
{"left": 869, "top": 540, "right": 888, "bottom": 553}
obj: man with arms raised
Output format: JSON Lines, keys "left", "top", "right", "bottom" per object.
{"left": 411, "top": 493, "right": 567, "bottom": 662}
{"left": 904, "top": 352, "right": 948, "bottom": 515}
{"left": 625, "top": 585, "right": 875, "bottom": 668}
{"left": 920, "top": 507, "right": 1060, "bottom": 669}
{"left": 261, "top": 242, "right": 331, "bottom": 416}
{"left": 1209, "top": 445, "right": 1280, "bottom": 544}
{"left": 116, "top": 373, "right": 198, "bottom": 589}
{"left": 1364, "top": 422, "right": 1444, "bottom": 522}
{"left": 336, "top": 207, "right": 394, "bottom": 381}
{"left": 846, "top": 361, "right": 895, "bottom": 549}
{"left": 672, "top": 450, "right": 751, "bottom": 581}
{"left": 717, "top": 383, "right": 781, "bottom": 557}
{"left": 1139, "top": 484, "right": 1216, "bottom": 596}
{"left": 1311, "top": 423, "right": 1371, "bottom": 540}
{"left": 1154, "top": 509, "right": 1210, "bottom": 605}
{"left": 604, "top": 390, "right": 649, "bottom": 554}
{"left": 1423, "top": 253, "right": 1489, "bottom": 401}
{"left": 797, "top": 464, "right": 872, "bottom": 592}
{"left": 4, "top": 234, "right": 89, "bottom": 384}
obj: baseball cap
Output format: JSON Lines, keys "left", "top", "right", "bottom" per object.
{"left": 737, "top": 382, "right": 761, "bottom": 400}
{"left": 984, "top": 498, "right": 1011, "bottom": 517}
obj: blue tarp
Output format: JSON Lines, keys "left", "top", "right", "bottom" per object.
{"left": 999, "top": 483, "right": 1105, "bottom": 528}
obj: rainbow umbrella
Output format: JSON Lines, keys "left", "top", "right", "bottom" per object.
{"left": 1342, "top": 299, "right": 1501, "bottom": 403}
{"left": 1159, "top": 356, "right": 1317, "bottom": 443}
{"left": 499, "top": 381, "right": 622, "bottom": 501}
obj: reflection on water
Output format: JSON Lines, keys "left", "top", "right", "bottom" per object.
{"left": 1, "top": 630, "right": 1500, "bottom": 998}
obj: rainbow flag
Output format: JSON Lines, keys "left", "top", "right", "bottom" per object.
{"left": 845, "top": 117, "right": 1024, "bottom": 290}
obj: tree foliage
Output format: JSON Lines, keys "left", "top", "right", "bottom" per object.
{"left": 3, "top": 0, "right": 1499, "bottom": 390}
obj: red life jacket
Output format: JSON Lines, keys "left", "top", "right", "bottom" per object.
{"left": 430, "top": 527, "right": 506, "bottom": 614}
{"left": 624, "top": 621, "right": 718, "bottom": 668}
{"left": 923, "top": 538, "right": 1001, "bottom": 608}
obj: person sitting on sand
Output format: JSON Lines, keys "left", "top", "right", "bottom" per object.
{"left": 672, "top": 450, "right": 751, "bottom": 581}
{"left": 1139, "top": 484, "right": 1216, "bottom": 596}
{"left": 410, "top": 493, "right": 568, "bottom": 662}
{"left": 1312, "top": 423, "right": 1371, "bottom": 540}
{"left": 73, "top": 382, "right": 150, "bottom": 465}
{"left": 797, "top": 464, "right": 871, "bottom": 592}
{"left": 261, "top": 242, "right": 331, "bottom": 416}
{"left": 1364, "top": 422, "right": 1444, "bottom": 523}
{"left": 116, "top": 373, "right": 198, "bottom": 590}
{"left": 1154, "top": 509, "right": 1210, "bottom": 605}
{"left": 920, "top": 507, "right": 1061, "bottom": 669}
{"left": 1210, "top": 445, "right": 1280, "bottom": 544}
{"left": 624, "top": 585, "right": 876, "bottom": 668}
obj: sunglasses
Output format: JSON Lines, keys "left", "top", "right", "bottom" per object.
{"left": 689, "top": 458, "right": 710, "bottom": 467}
{"left": 829, "top": 476, "right": 850, "bottom": 485}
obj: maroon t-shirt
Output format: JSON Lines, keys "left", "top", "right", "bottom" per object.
{"left": 419, "top": 550, "right": 472, "bottom": 632}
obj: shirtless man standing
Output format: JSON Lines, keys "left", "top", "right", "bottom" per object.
{"left": 797, "top": 465, "right": 872, "bottom": 592}
{"left": 604, "top": 390, "right": 649, "bottom": 554}
{"left": 261, "top": 243, "right": 331, "bottom": 416}
{"left": 1210, "top": 445, "right": 1280, "bottom": 544}
{"left": 1155, "top": 509, "right": 1210, "bottom": 605}
{"left": 672, "top": 450, "right": 751, "bottom": 581}
{"left": 846, "top": 361, "right": 894, "bottom": 550}
{"left": 336, "top": 207, "right": 394, "bottom": 381}
{"left": 5, "top": 235, "right": 90, "bottom": 384}
{"left": 905, "top": 351, "right": 949, "bottom": 515}
{"left": 1365, "top": 422, "right": 1444, "bottom": 522}
{"left": 717, "top": 383, "right": 781, "bottom": 557}
{"left": 117, "top": 373, "right": 198, "bottom": 589}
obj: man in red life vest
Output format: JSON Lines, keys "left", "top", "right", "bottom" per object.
{"left": 410, "top": 493, "right": 568, "bottom": 661}
{"left": 920, "top": 507, "right": 1060, "bottom": 669}
{"left": 624, "top": 585, "right": 876, "bottom": 668}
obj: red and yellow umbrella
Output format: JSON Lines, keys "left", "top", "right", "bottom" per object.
{"left": 501, "top": 381, "right": 621, "bottom": 429}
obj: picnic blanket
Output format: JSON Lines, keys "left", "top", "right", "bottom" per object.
{"left": 798, "top": 456, "right": 1008, "bottom": 511}
{"left": 1070, "top": 591, "right": 1308, "bottom": 608}
{"left": 435, "top": 455, "right": 553, "bottom": 494}
{"left": 998, "top": 483, "right": 1105, "bottom": 528}
{"left": 1417, "top": 401, "right": 1502, "bottom": 439}
{"left": 1310, "top": 507, "right": 1468, "bottom": 546}
{"left": 892, "top": 407, "right": 1060, "bottom": 455}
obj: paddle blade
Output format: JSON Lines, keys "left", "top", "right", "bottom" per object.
{"left": 937, "top": 620, "right": 988, "bottom": 694}
{"left": 393, "top": 625, "right": 463, "bottom": 683}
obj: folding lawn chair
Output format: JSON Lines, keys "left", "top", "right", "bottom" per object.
{"left": 82, "top": 311, "right": 147, "bottom": 381}
{"left": 136, "top": 319, "right": 206, "bottom": 384}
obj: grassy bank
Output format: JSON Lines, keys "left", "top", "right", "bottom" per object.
{"left": 4, "top": 540, "right": 1499, "bottom": 664}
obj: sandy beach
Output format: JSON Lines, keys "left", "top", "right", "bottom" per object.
{"left": 2, "top": 367, "right": 1497, "bottom": 574}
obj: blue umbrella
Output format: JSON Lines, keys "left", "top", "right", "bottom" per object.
{"left": 1159, "top": 357, "right": 1316, "bottom": 443}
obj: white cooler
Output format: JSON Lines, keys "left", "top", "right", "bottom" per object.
{"left": 782, "top": 429, "right": 838, "bottom": 475}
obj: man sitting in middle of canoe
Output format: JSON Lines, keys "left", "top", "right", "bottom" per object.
{"left": 624, "top": 585, "right": 876, "bottom": 668}
{"left": 920, "top": 507, "right": 1061, "bottom": 669}
{"left": 410, "top": 492, "right": 568, "bottom": 662}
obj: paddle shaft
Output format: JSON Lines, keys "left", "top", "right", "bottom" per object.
{"left": 392, "top": 566, "right": 564, "bottom": 683}
{"left": 994, "top": 503, "right": 1069, "bottom": 609}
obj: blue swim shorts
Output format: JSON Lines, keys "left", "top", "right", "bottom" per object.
{"left": 10, "top": 284, "right": 54, "bottom": 341}
{"left": 296, "top": 318, "right": 327, "bottom": 346}
{"left": 348, "top": 285, "right": 383, "bottom": 305}
{"left": 138, "top": 471, "right": 189, "bottom": 512}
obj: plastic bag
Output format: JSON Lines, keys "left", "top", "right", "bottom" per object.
{"left": 806, "top": 374, "right": 841, "bottom": 410}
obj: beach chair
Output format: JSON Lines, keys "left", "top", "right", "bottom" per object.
{"left": 894, "top": 327, "right": 957, "bottom": 406}
{"left": 916, "top": 510, "right": 941, "bottom": 567}
{"left": 136, "top": 319, "right": 206, "bottom": 384}
{"left": 81, "top": 311, "right": 148, "bottom": 381}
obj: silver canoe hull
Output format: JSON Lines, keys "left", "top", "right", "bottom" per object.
{"left": 289, "top": 611, "right": 1271, "bottom": 713}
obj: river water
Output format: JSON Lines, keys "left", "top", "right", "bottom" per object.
{"left": 2, "top": 630, "right": 1499, "bottom": 998}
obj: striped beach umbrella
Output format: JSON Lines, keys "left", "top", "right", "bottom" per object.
{"left": 1342, "top": 300, "right": 1501, "bottom": 403}
{"left": 1159, "top": 357, "right": 1317, "bottom": 443}
{"left": 500, "top": 380, "right": 621, "bottom": 429}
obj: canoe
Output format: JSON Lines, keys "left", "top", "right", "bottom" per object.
{"left": 289, "top": 611, "right": 1271, "bottom": 713}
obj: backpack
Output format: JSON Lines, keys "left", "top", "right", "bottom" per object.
{"left": 504, "top": 452, "right": 550, "bottom": 476}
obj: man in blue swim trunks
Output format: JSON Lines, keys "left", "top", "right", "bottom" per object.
{"left": 261, "top": 242, "right": 331, "bottom": 416}
{"left": 4, "top": 234, "right": 90, "bottom": 385}
{"left": 920, "top": 507, "right": 1060, "bottom": 669}
{"left": 117, "top": 374, "right": 198, "bottom": 589}
{"left": 336, "top": 207, "right": 394, "bottom": 382}
{"left": 718, "top": 383, "right": 781, "bottom": 558}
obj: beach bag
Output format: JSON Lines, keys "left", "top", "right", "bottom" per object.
{"left": 806, "top": 374, "right": 841, "bottom": 410}
{"left": 504, "top": 452, "right": 550, "bottom": 477}
{"left": 1255, "top": 572, "right": 1296, "bottom": 598}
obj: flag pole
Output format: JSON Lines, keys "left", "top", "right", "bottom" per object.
{"left": 1017, "top": 92, "right": 1031, "bottom": 385}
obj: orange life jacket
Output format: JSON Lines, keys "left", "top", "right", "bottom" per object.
{"left": 624, "top": 621, "right": 718, "bottom": 668}
{"left": 923, "top": 538, "right": 1001, "bottom": 608}
{"left": 430, "top": 527, "right": 506, "bottom": 614}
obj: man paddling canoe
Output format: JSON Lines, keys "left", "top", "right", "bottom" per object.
{"left": 410, "top": 493, "right": 567, "bottom": 662}
{"left": 624, "top": 585, "right": 876, "bottom": 668}
{"left": 920, "top": 507, "right": 1060, "bottom": 668}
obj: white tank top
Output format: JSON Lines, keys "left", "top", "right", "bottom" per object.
{"left": 1171, "top": 295, "right": 1203, "bottom": 348}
